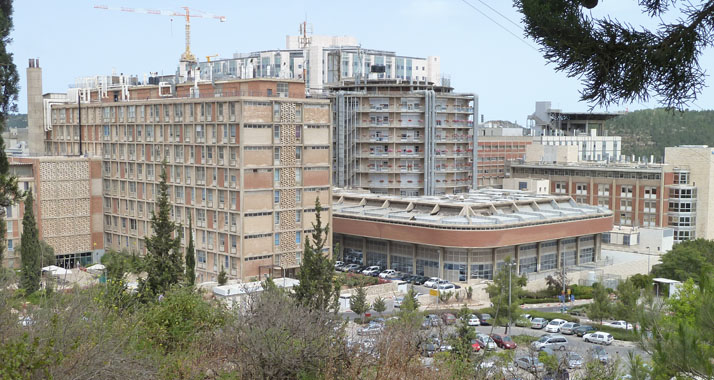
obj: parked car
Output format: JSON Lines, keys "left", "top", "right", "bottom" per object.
{"left": 559, "top": 352, "right": 583, "bottom": 369}
{"left": 470, "top": 339, "right": 482, "bottom": 352}
{"left": 479, "top": 313, "right": 493, "bottom": 326}
{"left": 441, "top": 313, "right": 457, "bottom": 325}
{"left": 378, "top": 269, "right": 396, "bottom": 279}
{"left": 426, "top": 314, "right": 441, "bottom": 327}
{"left": 583, "top": 332, "right": 614, "bottom": 345}
{"left": 436, "top": 283, "right": 456, "bottom": 292}
{"left": 607, "top": 320, "right": 634, "bottom": 330}
{"left": 544, "top": 370, "right": 571, "bottom": 380}
{"left": 362, "top": 266, "right": 381, "bottom": 276}
{"left": 431, "top": 279, "right": 450, "bottom": 289}
{"left": 560, "top": 322, "right": 581, "bottom": 335}
{"left": 545, "top": 319, "right": 568, "bottom": 333}
{"left": 411, "top": 275, "right": 428, "bottom": 285}
{"left": 573, "top": 325, "right": 597, "bottom": 337}
{"left": 340, "top": 263, "right": 359, "bottom": 272}
{"left": 423, "top": 277, "right": 441, "bottom": 288}
{"left": 589, "top": 345, "right": 610, "bottom": 364}
{"left": 334, "top": 261, "right": 344, "bottom": 270}
{"left": 490, "top": 333, "right": 517, "bottom": 349}
{"left": 476, "top": 333, "right": 498, "bottom": 350}
{"left": 394, "top": 296, "right": 404, "bottom": 308}
{"left": 531, "top": 317, "right": 549, "bottom": 329}
{"left": 532, "top": 334, "right": 569, "bottom": 351}
{"left": 349, "top": 265, "right": 367, "bottom": 274}
{"left": 515, "top": 316, "right": 531, "bottom": 327}
{"left": 467, "top": 314, "right": 480, "bottom": 326}
{"left": 514, "top": 356, "right": 545, "bottom": 373}
{"left": 357, "top": 323, "right": 384, "bottom": 336}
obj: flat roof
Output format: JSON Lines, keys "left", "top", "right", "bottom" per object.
{"left": 510, "top": 161, "right": 667, "bottom": 173}
{"left": 213, "top": 278, "right": 300, "bottom": 297}
{"left": 333, "top": 188, "right": 611, "bottom": 229}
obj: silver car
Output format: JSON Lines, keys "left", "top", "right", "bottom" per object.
{"left": 531, "top": 317, "right": 548, "bottom": 329}
{"left": 531, "top": 334, "right": 569, "bottom": 351}
{"left": 560, "top": 322, "right": 581, "bottom": 335}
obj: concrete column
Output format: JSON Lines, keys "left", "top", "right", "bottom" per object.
{"left": 491, "top": 248, "right": 497, "bottom": 278}
{"left": 514, "top": 244, "right": 520, "bottom": 274}
{"left": 595, "top": 234, "right": 602, "bottom": 261}
{"left": 386, "top": 240, "right": 391, "bottom": 270}
{"left": 556, "top": 239, "right": 562, "bottom": 269}
{"left": 412, "top": 244, "right": 417, "bottom": 276}
{"left": 575, "top": 237, "right": 581, "bottom": 265}
{"left": 438, "top": 247, "right": 444, "bottom": 279}
{"left": 466, "top": 249, "right": 471, "bottom": 280}
{"left": 26, "top": 59, "right": 45, "bottom": 155}
{"left": 362, "top": 237, "right": 367, "bottom": 265}
{"left": 536, "top": 242, "right": 542, "bottom": 272}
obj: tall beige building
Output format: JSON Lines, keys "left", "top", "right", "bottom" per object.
{"left": 41, "top": 75, "right": 331, "bottom": 282}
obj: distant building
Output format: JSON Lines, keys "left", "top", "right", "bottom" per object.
{"left": 528, "top": 101, "right": 623, "bottom": 162}
{"left": 508, "top": 146, "right": 709, "bottom": 243}
{"left": 333, "top": 188, "right": 613, "bottom": 282}
{"left": 199, "top": 34, "right": 442, "bottom": 96}
{"left": 2, "top": 156, "right": 104, "bottom": 269}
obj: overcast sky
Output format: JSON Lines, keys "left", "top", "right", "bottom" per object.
{"left": 10, "top": 0, "right": 714, "bottom": 122}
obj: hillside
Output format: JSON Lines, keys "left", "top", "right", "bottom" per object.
{"left": 7, "top": 113, "right": 27, "bottom": 129}
{"left": 604, "top": 109, "right": 714, "bottom": 160}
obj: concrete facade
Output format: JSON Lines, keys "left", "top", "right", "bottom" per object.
{"left": 3, "top": 156, "right": 104, "bottom": 269}
{"left": 26, "top": 59, "right": 45, "bottom": 155}
{"left": 664, "top": 146, "right": 713, "bottom": 240}
{"left": 40, "top": 78, "right": 332, "bottom": 282}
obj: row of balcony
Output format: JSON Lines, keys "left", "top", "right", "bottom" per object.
{"left": 365, "top": 106, "right": 474, "bottom": 113}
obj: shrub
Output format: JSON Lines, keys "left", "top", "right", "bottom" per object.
{"left": 585, "top": 324, "right": 639, "bottom": 341}
{"left": 140, "top": 287, "right": 225, "bottom": 351}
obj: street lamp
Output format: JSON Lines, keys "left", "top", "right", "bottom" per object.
{"left": 646, "top": 246, "right": 651, "bottom": 274}
{"left": 505, "top": 261, "right": 517, "bottom": 335}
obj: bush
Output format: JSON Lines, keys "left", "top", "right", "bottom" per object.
{"left": 569, "top": 284, "right": 594, "bottom": 299}
{"left": 584, "top": 324, "right": 639, "bottom": 342}
{"left": 527, "top": 310, "right": 580, "bottom": 323}
{"left": 512, "top": 335, "right": 538, "bottom": 345}
{"left": 140, "top": 287, "right": 226, "bottom": 351}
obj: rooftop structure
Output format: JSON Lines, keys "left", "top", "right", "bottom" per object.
{"left": 198, "top": 33, "right": 442, "bottom": 96}
{"left": 528, "top": 101, "right": 623, "bottom": 137}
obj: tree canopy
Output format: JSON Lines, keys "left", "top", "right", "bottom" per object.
{"left": 19, "top": 191, "right": 40, "bottom": 294}
{"left": 515, "top": 0, "right": 714, "bottom": 109}
{"left": 651, "top": 238, "right": 714, "bottom": 284}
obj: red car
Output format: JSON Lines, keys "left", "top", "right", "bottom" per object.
{"left": 470, "top": 339, "right": 481, "bottom": 352}
{"left": 490, "top": 333, "right": 517, "bottom": 349}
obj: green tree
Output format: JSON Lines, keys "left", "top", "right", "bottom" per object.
{"left": 0, "top": 0, "right": 21, "bottom": 271}
{"left": 217, "top": 266, "right": 227, "bottom": 286}
{"left": 19, "top": 191, "right": 40, "bottom": 294}
{"left": 652, "top": 239, "right": 714, "bottom": 285}
{"left": 486, "top": 258, "right": 526, "bottom": 333}
{"left": 588, "top": 282, "right": 611, "bottom": 324}
{"left": 613, "top": 278, "right": 640, "bottom": 325}
{"left": 443, "top": 317, "right": 478, "bottom": 377}
{"left": 184, "top": 215, "right": 195, "bottom": 286}
{"left": 292, "top": 198, "right": 339, "bottom": 312}
{"left": 350, "top": 285, "right": 368, "bottom": 321}
{"left": 515, "top": 0, "right": 714, "bottom": 109}
{"left": 372, "top": 296, "right": 386, "bottom": 316}
{"left": 399, "top": 287, "right": 421, "bottom": 313}
{"left": 639, "top": 275, "right": 714, "bottom": 379}
{"left": 14, "top": 239, "right": 55, "bottom": 269}
{"left": 141, "top": 164, "right": 183, "bottom": 297}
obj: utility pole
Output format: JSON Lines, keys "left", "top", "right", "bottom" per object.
{"left": 508, "top": 262, "right": 512, "bottom": 335}
{"left": 646, "top": 246, "right": 651, "bottom": 273}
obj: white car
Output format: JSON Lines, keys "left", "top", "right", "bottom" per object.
{"left": 394, "top": 296, "right": 404, "bottom": 308}
{"left": 467, "top": 314, "right": 480, "bottom": 326}
{"left": 607, "top": 320, "right": 634, "bottom": 330}
{"left": 583, "top": 332, "right": 614, "bottom": 345}
{"left": 378, "top": 269, "right": 396, "bottom": 279}
{"left": 423, "top": 277, "right": 441, "bottom": 288}
{"left": 544, "top": 318, "right": 568, "bottom": 333}
{"left": 476, "top": 333, "right": 498, "bottom": 350}
{"left": 362, "top": 266, "right": 381, "bottom": 276}
{"left": 436, "top": 283, "right": 456, "bottom": 292}
{"left": 531, "top": 334, "right": 569, "bottom": 351}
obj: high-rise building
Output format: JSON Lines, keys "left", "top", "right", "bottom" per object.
{"left": 38, "top": 61, "right": 332, "bottom": 282}
{"left": 330, "top": 80, "right": 476, "bottom": 196}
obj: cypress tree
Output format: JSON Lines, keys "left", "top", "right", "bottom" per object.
{"left": 19, "top": 191, "right": 40, "bottom": 294}
{"left": 185, "top": 215, "right": 195, "bottom": 286}
{"left": 292, "top": 197, "right": 338, "bottom": 312}
{"left": 142, "top": 163, "right": 183, "bottom": 297}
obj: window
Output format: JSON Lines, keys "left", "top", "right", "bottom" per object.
{"left": 274, "top": 212, "right": 280, "bottom": 225}
{"left": 555, "top": 182, "right": 567, "bottom": 194}
{"left": 296, "top": 210, "right": 302, "bottom": 223}
{"left": 274, "top": 125, "right": 280, "bottom": 141}
{"left": 296, "top": 189, "right": 302, "bottom": 204}
{"left": 296, "top": 232, "right": 301, "bottom": 244}
{"left": 274, "top": 190, "right": 280, "bottom": 204}
{"left": 621, "top": 185, "right": 633, "bottom": 198}
{"left": 274, "top": 147, "right": 281, "bottom": 164}
{"left": 274, "top": 233, "right": 280, "bottom": 246}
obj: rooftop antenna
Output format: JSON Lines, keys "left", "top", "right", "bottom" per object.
{"left": 299, "top": 19, "right": 313, "bottom": 95}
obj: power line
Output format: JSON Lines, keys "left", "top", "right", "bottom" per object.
{"left": 460, "top": 0, "right": 540, "bottom": 52}
{"left": 473, "top": 0, "right": 524, "bottom": 31}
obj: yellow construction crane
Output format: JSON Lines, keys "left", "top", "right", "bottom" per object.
{"left": 94, "top": 5, "right": 226, "bottom": 63}
{"left": 205, "top": 54, "right": 219, "bottom": 63}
